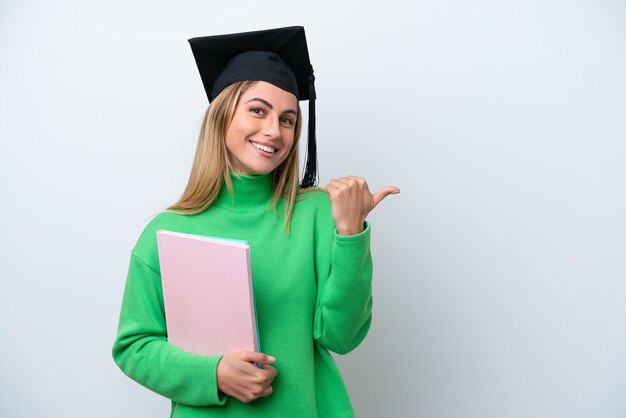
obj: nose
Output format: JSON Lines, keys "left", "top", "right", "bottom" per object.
{"left": 262, "top": 116, "right": 281, "bottom": 139}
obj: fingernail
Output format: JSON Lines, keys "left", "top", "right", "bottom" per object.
{"left": 267, "top": 356, "right": 276, "bottom": 363}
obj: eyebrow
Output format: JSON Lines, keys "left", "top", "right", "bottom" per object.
{"left": 245, "top": 97, "right": 298, "bottom": 116}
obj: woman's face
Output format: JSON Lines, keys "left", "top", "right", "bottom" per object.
{"left": 225, "top": 81, "right": 298, "bottom": 176}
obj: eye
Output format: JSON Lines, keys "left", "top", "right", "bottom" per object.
{"left": 250, "top": 108, "right": 265, "bottom": 116}
{"left": 280, "top": 117, "right": 295, "bottom": 126}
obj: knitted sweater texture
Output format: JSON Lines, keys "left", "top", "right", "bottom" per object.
{"left": 112, "top": 173, "right": 373, "bottom": 417}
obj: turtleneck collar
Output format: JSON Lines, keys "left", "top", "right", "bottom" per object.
{"left": 214, "top": 172, "right": 274, "bottom": 211}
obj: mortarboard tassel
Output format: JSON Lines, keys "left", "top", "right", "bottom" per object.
{"left": 301, "top": 70, "right": 318, "bottom": 188}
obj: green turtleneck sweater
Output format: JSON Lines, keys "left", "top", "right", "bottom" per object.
{"left": 112, "top": 173, "right": 373, "bottom": 418}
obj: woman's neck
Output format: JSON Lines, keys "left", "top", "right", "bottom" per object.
{"left": 214, "top": 172, "right": 274, "bottom": 211}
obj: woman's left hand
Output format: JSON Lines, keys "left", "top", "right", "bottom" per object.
{"left": 325, "top": 176, "right": 400, "bottom": 236}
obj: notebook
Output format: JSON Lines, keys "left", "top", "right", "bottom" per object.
{"left": 156, "top": 230, "right": 260, "bottom": 356}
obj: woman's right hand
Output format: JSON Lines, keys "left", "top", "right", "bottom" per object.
{"left": 216, "top": 351, "right": 278, "bottom": 403}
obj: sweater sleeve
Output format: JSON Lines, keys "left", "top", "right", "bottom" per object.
{"left": 112, "top": 252, "right": 227, "bottom": 406}
{"left": 313, "top": 222, "right": 373, "bottom": 355}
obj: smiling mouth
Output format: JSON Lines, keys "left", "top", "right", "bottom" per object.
{"left": 250, "top": 141, "right": 277, "bottom": 154}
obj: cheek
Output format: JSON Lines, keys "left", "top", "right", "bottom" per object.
{"left": 277, "top": 135, "right": 296, "bottom": 165}
{"left": 225, "top": 119, "right": 253, "bottom": 149}
{"left": 224, "top": 128, "right": 237, "bottom": 154}
{"left": 228, "top": 113, "right": 258, "bottom": 136}
{"left": 282, "top": 131, "right": 295, "bottom": 151}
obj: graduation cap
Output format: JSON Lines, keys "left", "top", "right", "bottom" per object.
{"left": 188, "top": 26, "right": 318, "bottom": 188}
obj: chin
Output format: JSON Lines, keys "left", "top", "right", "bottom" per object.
{"left": 239, "top": 166, "right": 276, "bottom": 176}
{"left": 246, "top": 160, "right": 286, "bottom": 176}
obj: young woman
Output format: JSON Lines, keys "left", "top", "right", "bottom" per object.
{"left": 112, "top": 26, "right": 399, "bottom": 418}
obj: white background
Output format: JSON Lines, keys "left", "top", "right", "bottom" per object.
{"left": 1, "top": 0, "right": 625, "bottom": 417}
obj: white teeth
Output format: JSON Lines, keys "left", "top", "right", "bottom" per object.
{"left": 251, "top": 141, "right": 275, "bottom": 154}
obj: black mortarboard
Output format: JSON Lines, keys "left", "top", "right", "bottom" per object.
{"left": 188, "top": 26, "right": 318, "bottom": 188}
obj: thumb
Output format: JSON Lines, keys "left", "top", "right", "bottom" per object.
{"left": 240, "top": 351, "right": 276, "bottom": 365}
{"left": 372, "top": 186, "right": 400, "bottom": 208}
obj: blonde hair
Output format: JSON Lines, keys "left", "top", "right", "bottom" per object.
{"left": 167, "top": 80, "right": 305, "bottom": 230}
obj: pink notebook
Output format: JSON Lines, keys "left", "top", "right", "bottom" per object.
{"left": 156, "top": 230, "right": 259, "bottom": 356}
